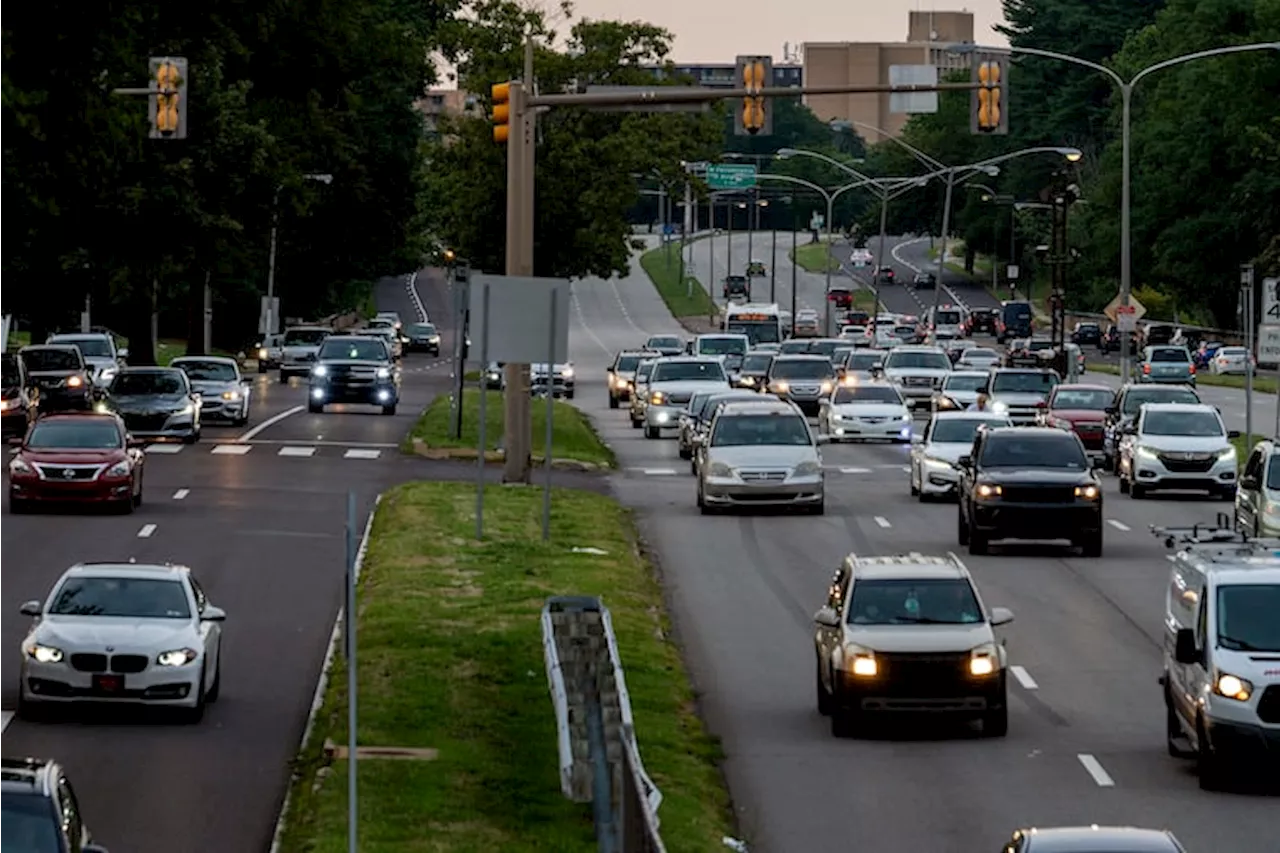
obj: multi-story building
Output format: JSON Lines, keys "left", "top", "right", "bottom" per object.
{"left": 803, "top": 10, "right": 976, "bottom": 139}
{"left": 417, "top": 88, "right": 480, "bottom": 134}
{"left": 641, "top": 63, "right": 803, "bottom": 90}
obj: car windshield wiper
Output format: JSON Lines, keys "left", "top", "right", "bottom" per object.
{"left": 1218, "top": 635, "right": 1271, "bottom": 652}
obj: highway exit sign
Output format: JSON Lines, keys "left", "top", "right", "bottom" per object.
{"left": 707, "top": 163, "right": 757, "bottom": 190}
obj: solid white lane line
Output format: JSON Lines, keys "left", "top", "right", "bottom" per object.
{"left": 1010, "top": 665, "right": 1039, "bottom": 690}
{"left": 211, "top": 444, "right": 253, "bottom": 455}
{"left": 840, "top": 467, "right": 872, "bottom": 474}
{"left": 1107, "top": 519, "right": 1131, "bottom": 532}
{"left": 137, "top": 524, "right": 157, "bottom": 539}
{"left": 172, "top": 489, "right": 190, "bottom": 500}
{"left": 278, "top": 446, "right": 317, "bottom": 457}
{"left": 1, "top": 711, "right": 13, "bottom": 733}
{"left": 405, "top": 270, "right": 428, "bottom": 322}
{"left": 237, "top": 405, "right": 305, "bottom": 442}
{"left": 144, "top": 444, "right": 184, "bottom": 455}
{"left": 1077, "top": 754, "right": 1116, "bottom": 787}
{"left": 874, "top": 516, "right": 891, "bottom": 528}
{"left": 641, "top": 468, "right": 677, "bottom": 476}
{"left": 344, "top": 449, "right": 382, "bottom": 459}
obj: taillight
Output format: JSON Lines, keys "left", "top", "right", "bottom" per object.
{"left": 1188, "top": 365, "right": 1195, "bottom": 374}
{"left": 1142, "top": 363, "right": 1151, "bottom": 374}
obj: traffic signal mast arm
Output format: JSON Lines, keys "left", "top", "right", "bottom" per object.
{"left": 526, "top": 80, "right": 993, "bottom": 109}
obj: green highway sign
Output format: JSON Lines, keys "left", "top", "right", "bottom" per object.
{"left": 707, "top": 163, "right": 757, "bottom": 190}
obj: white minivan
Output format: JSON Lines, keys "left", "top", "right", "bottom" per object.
{"left": 1158, "top": 520, "right": 1280, "bottom": 790}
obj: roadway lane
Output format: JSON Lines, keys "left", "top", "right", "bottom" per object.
{"left": 0, "top": 268, "right": 456, "bottom": 853}
{"left": 568, "top": 253, "right": 1276, "bottom": 853}
{"left": 891, "top": 234, "right": 1004, "bottom": 312}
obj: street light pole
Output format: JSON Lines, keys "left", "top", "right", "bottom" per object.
{"left": 266, "top": 172, "right": 334, "bottom": 337}
{"left": 933, "top": 170, "right": 956, "bottom": 317}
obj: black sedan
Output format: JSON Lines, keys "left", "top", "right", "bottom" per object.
{"left": 404, "top": 322, "right": 441, "bottom": 355}
{"left": 102, "top": 367, "right": 202, "bottom": 442}
{"left": 1070, "top": 321, "right": 1102, "bottom": 347}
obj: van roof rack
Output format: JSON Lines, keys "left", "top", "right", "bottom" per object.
{"left": 1151, "top": 512, "right": 1280, "bottom": 551}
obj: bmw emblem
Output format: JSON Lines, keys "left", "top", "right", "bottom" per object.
{"left": 105, "top": 646, "right": 115, "bottom": 652}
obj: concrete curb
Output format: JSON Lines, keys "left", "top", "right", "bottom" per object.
{"left": 405, "top": 438, "right": 610, "bottom": 471}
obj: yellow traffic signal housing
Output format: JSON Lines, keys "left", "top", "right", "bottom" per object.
{"left": 148, "top": 56, "right": 188, "bottom": 139}
{"left": 970, "top": 55, "right": 1008, "bottom": 135}
{"left": 734, "top": 55, "right": 773, "bottom": 136}
{"left": 491, "top": 82, "right": 512, "bottom": 144}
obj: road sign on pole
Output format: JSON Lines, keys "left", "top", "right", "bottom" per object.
{"left": 706, "top": 164, "right": 757, "bottom": 190}
{"left": 889, "top": 65, "right": 939, "bottom": 114}
{"left": 1260, "top": 276, "right": 1280, "bottom": 325}
{"left": 1104, "top": 292, "right": 1146, "bottom": 325}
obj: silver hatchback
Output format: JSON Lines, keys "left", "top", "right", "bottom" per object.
{"left": 696, "top": 400, "right": 827, "bottom": 514}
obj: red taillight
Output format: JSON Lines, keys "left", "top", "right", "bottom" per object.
{"left": 1143, "top": 363, "right": 1151, "bottom": 374}
{"left": 1189, "top": 365, "right": 1196, "bottom": 374}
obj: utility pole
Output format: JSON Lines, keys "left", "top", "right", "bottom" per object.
{"left": 1242, "top": 264, "right": 1255, "bottom": 445}
{"left": 790, "top": 217, "right": 798, "bottom": 326}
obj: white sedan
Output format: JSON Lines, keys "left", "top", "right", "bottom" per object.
{"left": 1211, "top": 346, "right": 1253, "bottom": 375}
{"left": 17, "top": 562, "right": 225, "bottom": 722}
{"left": 818, "top": 382, "right": 912, "bottom": 442}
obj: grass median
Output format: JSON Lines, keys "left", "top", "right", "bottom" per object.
{"left": 789, "top": 242, "right": 840, "bottom": 273}
{"left": 1086, "top": 362, "right": 1277, "bottom": 394}
{"left": 406, "top": 389, "right": 615, "bottom": 468}
{"left": 639, "top": 243, "right": 716, "bottom": 318}
{"left": 273, "top": 481, "right": 736, "bottom": 853}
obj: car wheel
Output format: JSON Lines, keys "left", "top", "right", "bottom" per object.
{"left": 206, "top": 651, "right": 221, "bottom": 703}
{"left": 309, "top": 402, "right": 324, "bottom": 414}
{"left": 644, "top": 426, "right": 659, "bottom": 439}
{"left": 382, "top": 404, "right": 397, "bottom": 416}
{"left": 983, "top": 702, "right": 1008, "bottom": 737}
{"left": 909, "top": 466, "right": 920, "bottom": 497}
{"left": 183, "top": 428, "right": 200, "bottom": 445}
{"left": 278, "top": 371, "right": 289, "bottom": 384}
{"left": 630, "top": 416, "right": 642, "bottom": 429}
{"left": 830, "top": 703, "right": 858, "bottom": 738}
{"left": 608, "top": 395, "right": 619, "bottom": 409}
{"left": 809, "top": 499, "right": 825, "bottom": 516}
{"left": 1196, "top": 719, "right": 1224, "bottom": 791}
{"left": 258, "top": 362, "right": 268, "bottom": 374}
{"left": 9, "top": 494, "right": 30, "bottom": 515}
{"left": 1130, "top": 484, "right": 1147, "bottom": 499}
{"left": 184, "top": 665, "right": 207, "bottom": 724}
{"left": 14, "top": 683, "right": 46, "bottom": 722}
{"left": 957, "top": 506, "right": 970, "bottom": 545}
{"left": 566, "top": 390, "right": 575, "bottom": 400}
{"left": 678, "top": 445, "right": 691, "bottom": 460}
{"left": 1166, "top": 698, "right": 1191, "bottom": 758}
{"left": 1118, "top": 472, "right": 1130, "bottom": 494}
{"left": 816, "top": 660, "right": 833, "bottom": 716}
{"left": 1080, "top": 529, "right": 1103, "bottom": 558}
{"left": 132, "top": 476, "right": 143, "bottom": 508}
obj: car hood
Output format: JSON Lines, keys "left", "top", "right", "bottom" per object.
{"left": 283, "top": 343, "right": 323, "bottom": 353}
{"left": 188, "top": 379, "right": 240, "bottom": 396}
{"left": 653, "top": 347, "right": 684, "bottom": 356}
{"left": 110, "top": 394, "right": 190, "bottom": 413}
{"left": 830, "top": 403, "right": 908, "bottom": 419}
{"left": 34, "top": 615, "right": 196, "bottom": 652}
{"left": 847, "top": 623, "right": 993, "bottom": 653}
{"left": 83, "top": 356, "right": 118, "bottom": 373}
{"left": 1052, "top": 408, "right": 1106, "bottom": 422}
{"left": 650, "top": 380, "right": 730, "bottom": 396}
{"left": 920, "top": 441, "right": 974, "bottom": 464}
{"left": 707, "top": 445, "right": 818, "bottom": 469}
{"left": 320, "top": 360, "right": 389, "bottom": 370}
{"left": 20, "top": 448, "right": 125, "bottom": 465}
{"left": 1134, "top": 435, "right": 1234, "bottom": 453}
{"left": 989, "top": 391, "right": 1048, "bottom": 405}
{"left": 884, "top": 367, "right": 950, "bottom": 379}
{"left": 942, "top": 389, "right": 980, "bottom": 403}
{"left": 979, "top": 468, "right": 1094, "bottom": 485}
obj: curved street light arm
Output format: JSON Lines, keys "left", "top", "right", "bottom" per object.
{"left": 775, "top": 148, "right": 879, "bottom": 186}
{"left": 1129, "top": 42, "right": 1280, "bottom": 87}
{"left": 837, "top": 119, "right": 946, "bottom": 172}
{"left": 998, "top": 45, "right": 1125, "bottom": 89}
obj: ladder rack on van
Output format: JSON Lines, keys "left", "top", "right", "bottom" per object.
{"left": 1151, "top": 512, "right": 1280, "bottom": 552}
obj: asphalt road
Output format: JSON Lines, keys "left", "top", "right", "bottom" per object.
{"left": 0, "top": 270, "right": 462, "bottom": 853}
{"left": 567, "top": 254, "right": 1277, "bottom": 852}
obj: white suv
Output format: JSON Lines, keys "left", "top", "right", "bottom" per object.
{"left": 1117, "top": 403, "right": 1240, "bottom": 499}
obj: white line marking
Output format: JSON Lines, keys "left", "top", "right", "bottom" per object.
{"left": 1107, "top": 519, "right": 1131, "bottom": 532}
{"left": 874, "top": 516, "right": 891, "bottom": 528}
{"left": 242, "top": 439, "right": 398, "bottom": 448}
{"left": 1, "top": 711, "right": 13, "bottom": 733}
{"left": 144, "top": 444, "right": 184, "bottom": 454}
{"left": 1010, "top": 665, "right": 1039, "bottom": 690}
{"left": 236, "top": 405, "right": 305, "bottom": 442}
{"left": 278, "top": 446, "right": 317, "bottom": 457}
{"left": 137, "top": 523, "right": 157, "bottom": 538}
{"left": 405, "top": 270, "right": 429, "bottom": 322}
{"left": 172, "top": 488, "right": 189, "bottom": 500}
{"left": 1077, "top": 754, "right": 1115, "bottom": 787}
{"left": 344, "top": 449, "right": 382, "bottom": 459}
{"left": 840, "top": 467, "right": 872, "bottom": 474}
{"left": 641, "top": 468, "right": 678, "bottom": 476}
{"left": 211, "top": 444, "right": 253, "bottom": 455}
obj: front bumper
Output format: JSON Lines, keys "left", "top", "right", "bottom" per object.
{"left": 972, "top": 501, "right": 1102, "bottom": 539}
{"left": 702, "top": 474, "right": 824, "bottom": 507}
{"left": 1128, "top": 452, "right": 1236, "bottom": 492}
{"left": 199, "top": 396, "right": 249, "bottom": 422}
{"left": 22, "top": 658, "right": 202, "bottom": 707}
{"left": 310, "top": 382, "right": 399, "bottom": 406}
{"left": 531, "top": 378, "right": 575, "bottom": 397}
{"left": 829, "top": 415, "right": 912, "bottom": 441}
{"left": 10, "top": 476, "right": 133, "bottom": 504}
{"left": 1204, "top": 717, "right": 1280, "bottom": 763}
{"left": 835, "top": 668, "right": 1005, "bottom": 716}
{"left": 407, "top": 339, "right": 440, "bottom": 353}
{"left": 918, "top": 460, "right": 961, "bottom": 494}
{"left": 118, "top": 412, "right": 197, "bottom": 439}
{"left": 645, "top": 404, "right": 683, "bottom": 429}
{"left": 609, "top": 378, "right": 634, "bottom": 400}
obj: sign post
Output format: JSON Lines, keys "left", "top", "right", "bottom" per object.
{"left": 1260, "top": 274, "right": 1280, "bottom": 439}
{"left": 1242, "top": 265, "right": 1255, "bottom": 446}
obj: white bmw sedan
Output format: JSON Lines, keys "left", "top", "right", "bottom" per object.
{"left": 17, "top": 562, "right": 225, "bottom": 722}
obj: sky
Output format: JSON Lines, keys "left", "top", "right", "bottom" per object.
{"left": 563, "top": 0, "right": 1010, "bottom": 62}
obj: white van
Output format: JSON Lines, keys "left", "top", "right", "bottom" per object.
{"left": 1156, "top": 519, "right": 1280, "bottom": 790}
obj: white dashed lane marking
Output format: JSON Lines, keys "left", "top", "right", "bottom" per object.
{"left": 1010, "top": 665, "right": 1038, "bottom": 690}
{"left": 278, "top": 446, "right": 317, "bottom": 458}
{"left": 145, "top": 444, "right": 184, "bottom": 455}
{"left": 839, "top": 467, "right": 872, "bottom": 474}
{"left": 172, "top": 489, "right": 190, "bottom": 500}
{"left": 1, "top": 711, "right": 12, "bottom": 733}
{"left": 1077, "top": 754, "right": 1116, "bottom": 787}
{"left": 344, "top": 449, "right": 382, "bottom": 459}
{"left": 137, "top": 524, "right": 157, "bottom": 538}
{"left": 873, "top": 516, "right": 891, "bottom": 528}
{"left": 211, "top": 444, "right": 253, "bottom": 456}
{"left": 1107, "top": 519, "right": 1131, "bottom": 532}
{"left": 640, "top": 468, "right": 678, "bottom": 476}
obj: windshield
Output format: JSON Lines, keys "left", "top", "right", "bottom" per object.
{"left": 1122, "top": 387, "right": 1199, "bottom": 414}
{"left": 848, "top": 578, "right": 982, "bottom": 625}
{"left": 932, "top": 418, "right": 1007, "bottom": 444}
{"left": 318, "top": 339, "right": 388, "bottom": 361}
{"left": 176, "top": 360, "right": 237, "bottom": 382}
{"left": 647, "top": 336, "right": 681, "bottom": 350}
{"left": 2, "top": 793, "right": 61, "bottom": 853}
{"left": 697, "top": 337, "right": 748, "bottom": 356}
{"left": 22, "top": 349, "right": 81, "bottom": 372}
{"left": 1217, "top": 584, "right": 1280, "bottom": 652}
{"left": 742, "top": 354, "right": 774, "bottom": 372}
{"left": 961, "top": 349, "right": 998, "bottom": 361}
{"left": 980, "top": 435, "right": 1088, "bottom": 469}
{"left": 110, "top": 371, "right": 186, "bottom": 396}
{"left": 637, "top": 362, "right": 655, "bottom": 381}
{"left": 615, "top": 355, "right": 643, "bottom": 372}
{"left": 944, "top": 374, "right": 987, "bottom": 392}
{"left": 848, "top": 353, "right": 884, "bottom": 370}
{"left": 770, "top": 359, "right": 834, "bottom": 380}
{"left": 407, "top": 323, "right": 436, "bottom": 336}
{"left": 780, "top": 341, "right": 812, "bottom": 354}
{"left": 284, "top": 329, "right": 329, "bottom": 346}
{"left": 26, "top": 420, "right": 122, "bottom": 449}
{"left": 1149, "top": 348, "right": 1190, "bottom": 363}
{"left": 728, "top": 320, "right": 781, "bottom": 345}
{"left": 1269, "top": 454, "right": 1280, "bottom": 491}
{"left": 48, "top": 577, "right": 191, "bottom": 619}
{"left": 832, "top": 385, "right": 901, "bottom": 404}
{"left": 652, "top": 361, "right": 726, "bottom": 382}
{"left": 991, "top": 372, "right": 1057, "bottom": 394}
{"left": 710, "top": 414, "right": 812, "bottom": 447}
{"left": 52, "top": 337, "right": 113, "bottom": 358}
{"left": 934, "top": 310, "right": 962, "bottom": 325}
{"left": 1051, "top": 388, "right": 1113, "bottom": 410}
{"left": 886, "top": 351, "right": 950, "bottom": 370}
{"left": 1142, "top": 410, "right": 1223, "bottom": 437}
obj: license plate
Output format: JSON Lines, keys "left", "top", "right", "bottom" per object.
{"left": 93, "top": 674, "right": 125, "bottom": 693}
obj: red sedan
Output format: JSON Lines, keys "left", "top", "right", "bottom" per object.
{"left": 8, "top": 413, "right": 145, "bottom": 513}
{"left": 1038, "top": 384, "right": 1115, "bottom": 452}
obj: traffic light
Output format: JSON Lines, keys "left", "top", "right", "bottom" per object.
{"left": 148, "top": 56, "right": 188, "bottom": 140}
{"left": 970, "top": 54, "right": 1008, "bottom": 135}
{"left": 734, "top": 55, "right": 773, "bottom": 136}
{"left": 491, "top": 82, "right": 511, "bottom": 144}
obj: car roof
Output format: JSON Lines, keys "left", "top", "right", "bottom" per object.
{"left": 31, "top": 413, "right": 122, "bottom": 427}
{"left": 718, "top": 400, "right": 800, "bottom": 416}
{"left": 848, "top": 553, "right": 970, "bottom": 581}
{"left": 657, "top": 356, "right": 721, "bottom": 363}
{"left": 618, "top": 349, "right": 661, "bottom": 356}
{"left": 1, "top": 757, "right": 58, "bottom": 796}
{"left": 887, "top": 345, "right": 945, "bottom": 353}
{"left": 172, "top": 355, "right": 237, "bottom": 365}
{"left": 774, "top": 354, "right": 831, "bottom": 361}
{"left": 20, "top": 344, "right": 79, "bottom": 352}
{"left": 932, "top": 410, "right": 1007, "bottom": 421}
{"left": 1017, "top": 826, "right": 1181, "bottom": 852}
{"left": 984, "top": 426, "right": 1074, "bottom": 440}
{"left": 991, "top": 367, "right": 1053, "bottom": 374}
{"left": 62, "top": 561, "right": 190, "bottom": 581}
{"left": 1138, "top": 402, "right": 1216, "bottom": 414}
{"left": 324, "top": 334, "right": 383, "bottom": 343}
{"left": 48, "top": 332, "right": 111, "bottom": 341}
{"left": 1053, "top": 383, "right": 1112, "bottom": 392}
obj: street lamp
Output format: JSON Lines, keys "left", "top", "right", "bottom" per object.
{"left": 948, "top": 41, "right": 1280, "bottom": 381}
{"left": 266, "top": 172, "right": 334, "bottom": 336}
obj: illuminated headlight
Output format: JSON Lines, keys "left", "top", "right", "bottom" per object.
{"left": 740, "top": 376, "right": 755, "bottom": 386}
{"left": 26, "top": 643, "right": 63, "bottom": 664}
{"left": 105, "top": 460, "right": 131, "bottom": 477}
{"left": 376, "top": 367, "right": 391, "bottom": 379}
{"left": 561, "top": 367, "right": 574, "bottom": 378}
{"left": 650, "top": 391, "right": 666, "bottom": 405}
{"left": 258, "top": 347, "right": 268, "bottom": 359}
{"left": 428, "top": 335, "right": 440, "bottom": 344}
{"left": 1136, "top": 445, "right": 1159, "bottom": 459}
{"left": 975, "top": 483, "right": 1002, "bottom": 498}
{"left": 156, "top": 648, "right": 198, "bottom": 667}
{"left": 1217, "top": 446, "right": 1236, "bottom": 461}
{"left": 845, "top": 645, "right": 877, "bottom": 677}
{"left": 771, "top": 381, "right": 789, "bottom": 393}
{"left": 707, "top": 461, "right": 734, "bottom": 478}
{"left": 842, "top": 375, "right": 858, "bottom": 386}
{"left": 793, "top": 460, "right": 822, "bottom": 476}
{"left": 222, "top": 390, "right": 241, "bottom": 401}
{"left": 989, "top": 401, "right": 1008, "bottom": 414}
{"left": 820, "top": 380, "right": 833, "bottom": 394}
{"left": 923, "top": 456, "right": 955, "bottom": 470}
{"left": 377, "top": 389, "right": 391, "bottom": 402}
{"left": 66, "top": 375, "right": 84, "bottom": 388}
{"left": 312, "top": 365, "right": 328, "bottom": 377}
{"left": 486, "top": 372, "right": 500, "bottom": 381}
{"left": 1214, "top": 672, "right": 1252, "bottom": 701}
{"left": 0, "top": 398, "right": 12, "bottom": 412}
{"left": 898, "top": 413, "right": 911, "bottom": 421}
{"left": 9, "top": 456, "right": 32, "bottom": 475}
{"left": 312, "top": 388, "right": 326, "bottom": 399}
{"left": 94, "top": 402, "right": 110, "bottom": 414}
{"left": 1074, "top": 484, "right": 1100, "bottom": 499}
{"left": 969, "top": 643, "right": 998, "bottom": 676}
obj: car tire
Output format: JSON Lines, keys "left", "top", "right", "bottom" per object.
{"left": 278, "top": 371, "right": 289, "bottom": 384}
{"left": 14, "top": 686, "right": 46, "bottom": 722}
{"left": 206, "top": 653, "right": 221, "bottom": 703}
{"left": 1196, "top": 720, "right": 1224, "bottom": 791}
{"left": 9, "top": 495, "right": 30, "bottom": 515}
{"left": 830, "top": 704, "right": 858, "bottom": 738}
{"left": 983, "top": 702, "right": 1008, "bottom": 738}
{"left": 968, "top": 528, "right": 989, "bottom": 555}
{"left": 183, "top": 429, "right": 200, "bottom": 445}
{"left": 957, "top": 507, "right": 970, "bottom": 546}
{"left": 1118, "top": 472, "right": 1130, "bottom": 494}
{"left": 1080, "top": 529, "right": 1103, "bottom": 558}
{"left": 382, "top": 404, "right": 397, "bottom": 416}
{"left": 258, "top": 362, "right": 268, "bottom": 374}
{"left": 910, "top": 467, "right": 920, "bottom": 497}
{"left": 809, "top": 499, "right": 825, "bottom": 516}
{"left": 678, "top": 445, "right": 691, "bottom": 460}
{"left": 816, "top": 660, "right": 833, "bottom": 716}
{"left": 184, "top": 665, "right": 207, "bottom": 724}
{"left": 132, "top": 479, "right": 143, "bottom": 508}
{"left": 608, "top": 395, "right": 619, "bottom": 409}
{"left": 1166, "top": 699, "right": 1191, "bottom": 758}
{"left": 630, "top": 416, "right": 642, "bottom": 430}
{"left": 1130, "top": 484, "right": 1147, "bottom": 499}
{"left": 566, "top": 390, "right": 575, "bottom": 400}
{"left": 644, "top": 426, "right": 659, "bottom": 439}
{"left": 308, "top": 400, "right": 325, "bottom": 414}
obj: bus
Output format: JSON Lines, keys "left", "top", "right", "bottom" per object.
{"left": 723, "top": 303, "right": 784, "bottom": 345}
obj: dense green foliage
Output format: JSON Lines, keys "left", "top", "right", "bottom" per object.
{"left": 4, "top": 1, "right": 445, "bottom": 360}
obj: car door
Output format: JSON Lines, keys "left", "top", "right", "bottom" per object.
{"left": 190, "top": 576, "right": 221, "bottom": 680}
{"left": 816, "top": 565, "right": 850, "bottom": 693}
{"left": 1236, "top": 446, "right": 1266, "bottom": 533}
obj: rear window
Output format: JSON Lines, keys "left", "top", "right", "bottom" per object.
{"left": 1149, "top": 348, "right": 1191, "bottom": 363}
{"left": 934, "top": 310, "right": 962, "bottom": 325}
{"left": 1003, "top": 303, "right": 1032, "bottom": 319}
{"left": 697, "top": 337, "right": 747, "bottom": 356}
{"left": 22, "top": 348, "right": 82, "bottom": 372}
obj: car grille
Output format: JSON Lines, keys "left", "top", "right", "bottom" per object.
{"left": 70, "top": 654, "right": 108, "bottom": 672}
{"left": 876, "top": 652, "right": 973, "bottom": 696}
{"left": 1001, "top": 486, "right": 1077, "bottom": 503}
{"left": 32, "top": 464, "right": 102, "bottom": 481}
{"left": 665, "top": 392, "right": 692, "bottom": 405}
{"left": 122, "top": 413, "right": 170, "bottom": 431}
{"left": 200, "top": 397, "right": 223, "bottom": 410}
{"left": 738, "top": 470, "right": 787, "bottom": 483}
{"left": 902, "top": 376, "right": 935, "bottom": 387}
{"left": 1157, "top": 452, "right": 1217, "bottom": 473}
{"left": 1257, "top": 685, "right": 1280, "bottom": 724}
{"left": 110, "top": 654, "right": 149, "bottom": 673}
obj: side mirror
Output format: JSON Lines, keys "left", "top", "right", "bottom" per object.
{"left": 1227, "top": 429, "right": 1241, "bottom": 439}
{"left": 957, "top": 455, "right": 972, "bottom": 468}
{"left": 20, "top": 600, "right": 41, "bottom": 617}
{"left": 7, "top": 437, "right": 22, "bottom": 447}
{"left": 1174, "top": 627, "right": 1199, "bottom": 665}
{"left": 989, "top": 606, "right": 1014, "bottom": 627}
{"left": 118, "top": 347, "right": 129, "bottom": 359}
{"left": 813, "top": 607, "right": 840, "bottom": 628}
{"left": 202, "top": 605, "right": 227, "bottom": 622}
{"left": 1240, "top": 475, "right": 1259, "bottom": 491}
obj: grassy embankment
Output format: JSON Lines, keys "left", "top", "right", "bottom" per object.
{"left": 272, "top": 481, "right": 737, "bottom": 853}
{"left": 405, "top": 390, "right": 615, "bottom": 468}
{"left": 1085, "top": 362, "right": 1277, "bottom": 394}
{"left": 638, "top": 243, "right": 717, "bottom": 318}
{"left": 790, "top": 243, "right": 878, "bottom": 312}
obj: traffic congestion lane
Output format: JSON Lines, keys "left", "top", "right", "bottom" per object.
{"left": 685, "top": 231, "right": 843, "bottom": 319}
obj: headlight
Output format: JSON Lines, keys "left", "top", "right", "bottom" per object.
{"left": 258, "top": 347, "right": 268, "bottom": 359}
{"left": 222, "top": 390, "right": 241, "bottom": 401}
{"left": 9, "top": 458, "right": 32, "bottom": 475}
{"left": 66, "top": 375, "right": 84, "bottom": 388}
{"left": 1136, "top": 445, "right": 1159, "bottom": 459}
{"left": 105, "top": 460, "right": 131, "bottom": 477}
{"left": 741, "top": 376, "right": 755, "bottom": 386}
{"left": 157, "top": 648, "right": 199, "bottom": 667}
{"left": 1051, "top": 418, "right": 1072, "bottom": 430}
{"left": 1217, "top": 446, "right": 1236, "bottom": 461}
{"left": 428, "top": 335, "right": 440, "bottom": 344}
{"left": 650, "top": 391, "right": 666, "bottom": 405}
{"left": 178, "top": 403, "right": 195, "bottom": 415}
{"left": 0, "top": 398, "right": 12, "bottom": 412}
{"left": 94, "top": 401, "right": 110, "bottom": 414}
{"left": 899, "top": 413, "right": 911, "bottom": 421}
{"left": 924, "top": 456, "right": 955, "bottom": 470}
{"left": 771, "top": 381, "right": 789, "bottom": 393}
{"left": 842, "top": 375, "right": 858, "bottom": 386}
{"left": 376, "top": 367, "right": 391, "bottom": 379}
{"left": 820, "top": 380, "right": 833, "bottom": 394}
{"left": 561, "top": 367, "right": 574, "bottom": 378}
{"left": 1074, "top": 484, "right": 1100, "bottom": 499}
{"left": 969, "top": 643, "right": 998, "bottom": 676}
{"left": 989, "top": 401, "right": 1008, "bottom": 414}
{"left": 1214, "top": 672, "right": 1252, "bottom": 701}
{"left": 313, "top": 365, "right": 328, "bottom": 377}
{"left": 793, "top": 460, "right": 822, "bottom": 476}
{"left": 707, "top": 461, "right": 734, "bottom": 478}
{"left": 975, "top": 483, "right": 1002, "bottom": 498}
{"left": 26, "top": 643, "right": 63, "bottom": 663}
{"left": 844, "top": 645, "right": 877, "bottom": 677}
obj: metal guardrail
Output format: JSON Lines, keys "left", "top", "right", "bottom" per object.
{"left": 542, "top": 595, "right": 665, "bottom": 853}
{"left": 1062, "top": 309, "right": 1246, "bottom": 346}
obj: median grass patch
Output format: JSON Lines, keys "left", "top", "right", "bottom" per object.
{"left": 1086, "top": 362, "right": 1276, "bottom": 394}
{"left": 790, "top": 242, "right": 840, "bottom": 273}
{"left": 273, "top": 482, "right": 736, "bottom": 853}
{"left": 406, "top": 390, "right": 615, "bottom": 468}
{"left": 639, "top": 243, "right": 716, "bottom": 318}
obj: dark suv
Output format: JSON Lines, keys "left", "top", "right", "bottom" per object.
{"left": 1, "top": 756, "right": 108, "bottom": 852}
{"left": 308, "top": 335, "right": 400, "bottom": 415}
{"left": 18, "top": 345, "right": 93, "bottom": 413}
